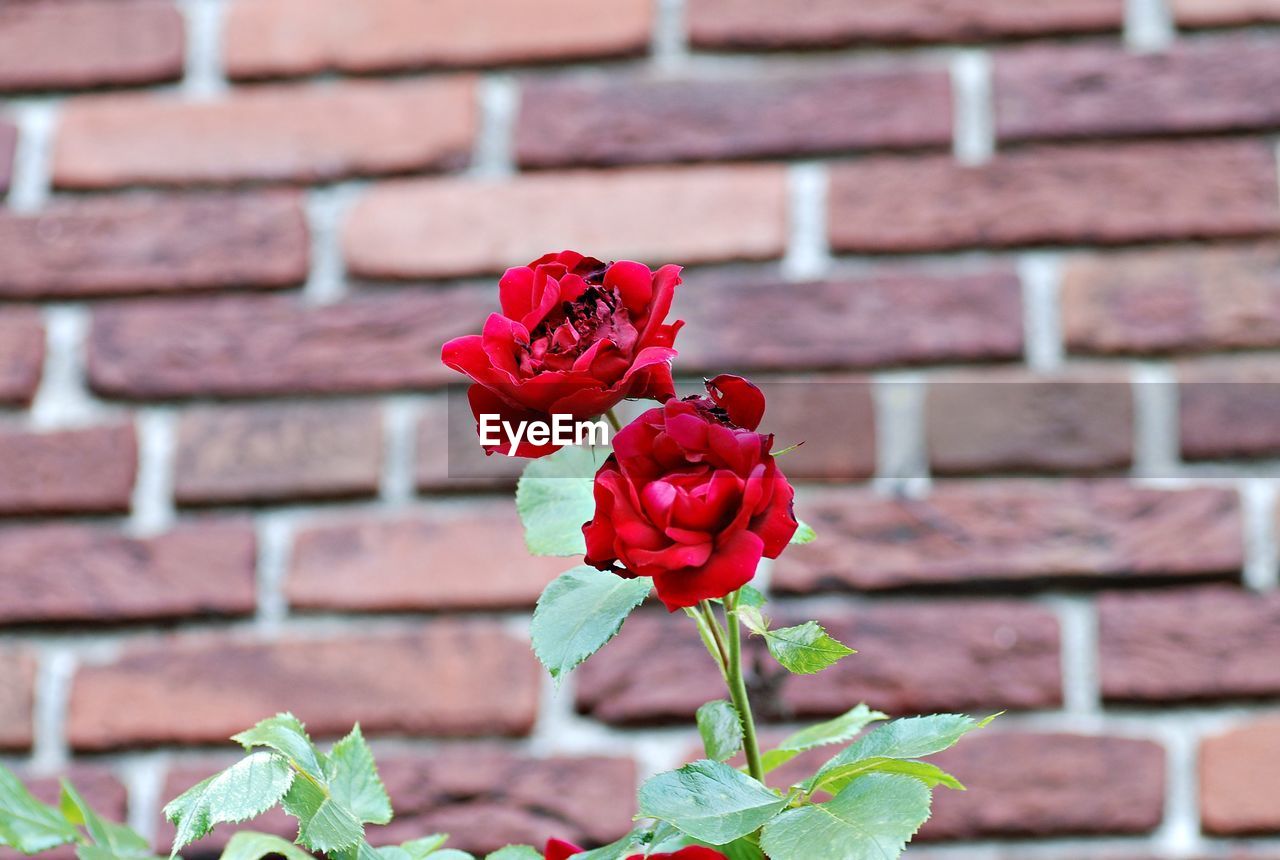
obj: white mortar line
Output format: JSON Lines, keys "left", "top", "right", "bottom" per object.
{"left": 651, "top": 0, "right": 690, "bottom": 72}
{"left": 120, "top": 753, "right": 168, "bottom": 841}
{"left": 1242, "top": 479, "right": 1279, "bottom": 592}
{"left": 30, "top": 646, "right": 76, "bottom": 771}
{"left": 470, "top": 75, "right": 519, "bottom": 179}
{"left": 781, "top": 161, "right": 831, "bottom": 282}
{"left": 1150, "top": 722, "right": 1206, "bottom": 858}
{"left": 871, "top": 372, "right": 930, "bottom": 492}
{"left": 1125, "top": 0, "right": 1176, "bottom": 52}
{"left": 129, "top": 408, "right": 178, "bottom": 537}
{"left": 379, "top": 396, "right": 422, "bottom": 507}
{"left": 1131, "top": 362, "right": 1181, "bottom": 481}
{"left": 176, "top": 0, "right": 230, "bottom": 98}
{"left": 1044, "top": 596, "right": 1101, "bottom": 715}
{"left": 254, "top": 513, "right": 297, "bottom": 634}
{"left": 30, "top": 305, "right": 114, "bottom": 430}
{"left": 950, "top": 49, "right": 994, "bottom": 166}
{"left": 302, "top": 183, "right": 361, "bottom": 305}
{"left": 1017, "top": 253, "right": 1065, "bottom": 372}
{"left": 7, "top": 98, "right": 58, "bottom": 213}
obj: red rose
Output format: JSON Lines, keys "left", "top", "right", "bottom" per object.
{"left": 583, "top": 375, "right": 798, "bottom": 611}
{"left": 544, "top": 840, "right": 726, "bottom": 860}
{"left": 442, "top": 251, "right": 682, "bottom": 458}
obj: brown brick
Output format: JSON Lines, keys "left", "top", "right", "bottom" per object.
{"left": 0, "top": 424, "right": 136, "bottom": 516}
{"left": 750, "top": 378, "right": 876, "bottom": 482}
{"left": 921, "top": 733, "right": 1165, "bottom": 839}
{"left": 996, "top": 35, "right": 1280, "bottom": 143}
{"left": 67, "top": 624, "right": 540, "bottom": 751}
{"left": 0, "top": 767, "right": 126, "bottom": 860}
{"left": 1063, "top": 245, "right": 1280, "bottom": 356}
{"left": 575, "top": 601, "right": 1061, "bottom": 725}
{"left": 0, "top": 0, "right": 182, "bottom": 93}
{"left": 0, "top": 522, "right": 255, "bottom": 626}
{"left": 416, "top": 393, "right": 525, "bottom": 491}
{"left": 516, "top": 65, "right": 951, "bottom": 168}
{"left": 0, "top": 193, "right": 307, "bottom": 299}
{"left": 175, "top": 403, "right": 382, "bottom": 506}
{"left": 54, "top": 79, "right": 475, "bottom": 189}
{"left": 0, "top": 310, "right": 44, "bottom": 407}
{"left": 158, "top": 752, "right": 634, "bottom": 857}
{"left": 223, "top": 0, "right": 650, "bottom": 79}
{"left": 828, "top": 141, "right": 1280, "bottom": 252}
{"left": 1179, "top": 359, "right": 1280, "bottom": 461}
{"left": 88, "top": 289, "right": 489, "bottom": 399}
{"left": 288, "top": 503, "right": 568, "bottom": 612}
{"left": 774, "top": 483, "right": 1242, "bottom": 593}
{"left": 688, "top": 0, "right": 1123, "bottom": 49}
{"left": 1201, "top": 718, "right": 1280, "bottom": 835}
{"left": 0, "top": 649, "right": 34, "bottom": 751}
{"left": 0, "top": 121, "right": 15, "bottom": 194}
{"left": 343, "top": 166, "right": 788, "bottom": 280}
{"left": 1173, "top": 0, "right": 1280, "bottom": 26}
{"left": 676, "top": 267, "right": 1024, "bottom": 372}
{"left": 1101, "top": 586, "right": 1280, "bottom": 704}
{"left": 926, "top": 370, "right": 1134, "bottom": 475}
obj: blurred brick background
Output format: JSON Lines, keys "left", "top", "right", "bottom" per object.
{"left": 1, "top": 0, "right": 1280, "bottom": 858}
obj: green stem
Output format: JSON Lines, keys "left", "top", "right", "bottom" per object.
{"left": 604, "top": 408, "right": 623, "bottom": 432}
{"left": 685, "top": 605, "right": 728, "bottom": 681}
{"left": 725, "top": 592, "right": 767, "bottom": 784}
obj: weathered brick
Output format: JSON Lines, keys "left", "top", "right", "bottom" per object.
{"left": 88, "top": 289, "right": 489, "bottom": 399}
{"left": 0, "top": 767, "right": 126, "bottom": 860}
{"left": 67, "top": 624, "right": 540, "bottom": 751}
{"left": 688, "top": 0, "right": 1123, "bottom": 49}
{"left": 0, "top": 121, "right": 15, "bottom": 194}
{"left": 343, "top": 166, "right": 788, "bottom": 280}
{"left": 0, "top": 193, "right": 308, "bottom": 299}
{"left": 774, "top": 483, "right": 1242, "bottom": 593}
{"left": 1201, "top": 718, "right": 1280, "bottom": 835}
{"left": 288, "top": 503, "right": 568, "bottom": 612}
{"left": 0, "top": 424, "right": 136, "bottom": 516}
{"left": 1173, "top": 0, "right": 1280, "bottom": 26}
{"left": 575, "top": 602, "right": 1061, "bottom": 724}
{"left": 1101, "top": 586, "right": 1280, "bottom": 704}
{"left": 175, "top": 403, "right": 382, "bottom": 506}
{"left": 223, "top": 0, "right": 651, "bottom": 79}
{"left": 0, "top": 311, "right": 44, "bottom": 407}
{"left": 416, "top": 393, "right": 525, "bottom": 491}
{"left": 1063, "top": 245, "right": 1280, "bottom": 356}
{"left": 828, "top": 141, "right": 1280, "bottom": 252}
{"left": 54, "top": 79, "right": 475, "bottom": 189}
{"left": 0, "top": 649, "right": 34, "bottom": 751}
{"left": 996, "top": 35, "right": 1280, "bottom": 143}
{"left": 676, "top": 267, "right": 1024, "bottom": 372}
{"left": 751, "top": 378, "right": 876, "bottom": 482}
{"left": 922, "top": 733, "right": 1165, "bottom": 839}
{"left": 926, "top": 370, "right": 1134, "bottom": 475}
{"left": 0, "top": 0, "right": 182, "bottom": 93}
{"left": 516, "top": 65, "right": 951, "bottom": 168}
{"left": 1179, "top": 359, "right": 1280, "bottom": 461}
{"left": 0, "top": 522, "right": 255, "bottom": 626}
{"left": 158, "top": 752, "right": 634, "bottom": 856}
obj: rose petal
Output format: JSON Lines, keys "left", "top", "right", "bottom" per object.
{"left": 651, "top": 530, "right": 765, "bottom": 611}
{"left": 707, "top": 374, "right": 766, "bottom": 431}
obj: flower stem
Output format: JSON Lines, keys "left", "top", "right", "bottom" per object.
{"left": 724, "top": 592, "right": 767, "bottom": 784}
{"left": 604, "top": 408, "right": 622, "bottom": 432}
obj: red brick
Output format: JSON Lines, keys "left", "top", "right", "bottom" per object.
{"left": 676, "top": 267, "right": 1024, "bottom": 372}
{"left": 516, "top": 65, "right": 951, "bottom": 168}
{"left": 1100, "top": 586, "right": 1280, "bottom": 704}
{"left": 88, "top": 289, "right": 489, "bottom": 399}
{"left": 0, "top": 121, "right": 15, "bottom": 194}
{"left": 0, "top": 767, "right": 126, "bottom": 860}
{"left": 67, "top": 624, "right": 540, "bottom": 751}
{"left": 343, "top": 166, "right": 788, "bottom": 280}
{"left": 223, "top": 0, "right": 651, "bottom": 79}
{"left": 1179, "top": 359, "right": 1280, "bottom": 460}
{"left": 1173, "top": 0, "right": 1280, "bottom": 26}
{"left": 0, "top": 310, "right": 44, "bottom": 406}
{"left": 774, "top": 483, "right": 1242, "bottom": 593}
{"left": 0, "top": 193, "right": 307, "bottom": 299}
{"left": 575, "top": 601, "right": 1061, "bottom": 724}
{"left": 288, "top": 503, "right": 569, "bottom": 612}
{"left": 158, "top": 752, "right": 634, "bottom": 856}
{"left": 1201, "top": 718, "right": 1280, "bottom": 835}
{"left": 175, "top": 403, "right": 382, "bottom": 506}
{"left": 1063, "top": 245, "right": 1280, "bottom": 356}
{"left": 416, "top": 393, "right": 524, "bottom": 491}
{"left": 54, "top": 79, "right": 475, "bottom": 189}
{"left": 0, "top": 649, "right": 34, "bottom": 751}
{"left": 996, "top": 35, "right": 1280, "bottom": 143}
{"left": 922, "top": 733, "right": 1165, "bottom": 839}
{"left": 926, "top": 370, "right": 1134, "bottom": 475}
{"left": 0, "top": 522, "right": 255, "bottom": 626}
{"left": 0, "top": 424, "right": 136, "bottom": 516}
{"left": 0, "top": 0, "right": 182, "bottom": 93}
{"left": 688, "top": 0, "right": 1123, "bottom": 49}
{"left": 750, "top": 378, "right": 876, "bottom": 482}
{"left": 828, "top": 141, "right": 1280, "bottom": 252}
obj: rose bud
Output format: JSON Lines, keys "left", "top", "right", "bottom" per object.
{"left": 583, "top": 374, "right": 798, "bottom": 611}
{"left": 442, "top": 251, "right": 683, "bottom": 458}
{"left": 544, "top": 839, "right": 726, "bottom": 859}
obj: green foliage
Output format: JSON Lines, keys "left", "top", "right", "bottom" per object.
{"left": 789, "top": 521, "right": 816, "bottom": 545}
{"left": 60, "top": 782, "right": 157, "bottom": 860}
{"left": 221, "top": 831, "right": 317, "bottom": 860}
{"left": 696, "top": 700, "right": 744, "bottom": 763}
{"left": 516, "top": 446, "right": 610, "bottom": 556}
{"left": 531, "top": 565, "right": 650, "bottom": 682}
{"left": 0, "top": 767, "right": 81, "bottom": 854}
{"left": 637, "top": 760, "right": 789, "bottom": 845}
{"left": 759, "top": 774, "right": 931, "bottom": 860}
{"left": 484, "top": 848, "right": 542, "bottom": 860}
{"left": 760, "top": 704, "right": 887, "bottom": 773}
{"left": 325, "top": 727, "right": 392, "bottom": 826}
{"left": 164, "top": 751, "right": 297, "bottom": 854}
{"left": 737, "top": 608, "right": 854, "bottom": 675}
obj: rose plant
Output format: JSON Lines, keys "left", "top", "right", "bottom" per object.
{"left": 0, "top": 251, "right": 990, "bottom": 860}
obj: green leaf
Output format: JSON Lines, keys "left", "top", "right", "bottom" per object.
{"left": 696, "top": 701, "right": 744, "bottom": 763}
{"left": 700, "top": 837, "right": 766, "bottom": 860}
{"left": 816, "top": 759, "right": 964, "bottom": 792}
{"left": 485, "top": 848, "right": 542, "bottom": 860}
{"left": 232, "top": 714, "right": 325, "bottom": 782}
{"left": 426, "top": 853, "right": 476, "bottom": 860}
{"left": 736, "top": 586, "right": 766, "bottom": 609}
{"left": 325, "top": 726, "right": 392, "bottom": 826}
{"left": 761, "top": 705, "right": 887, "bottom": 773}
{"left": 369, "top": 835, "right": 452, "bottom": 860}
{"left": 790, "top": 521, "right": 816, "bottom": 545}
{"left": 760, "top": 621, "right": 854, "bottom": 675}
{"left": 806, "top": 714, "right": 994, "bottom": 794}
{"left": 637, "top": 760, "right": 789, "bottom": 845}
{"left": 220, "top": 831, "right": 315, "bottom": 860}
{"left": 60, "top": 782, "right": 152, "bottom": 859}
{"left": 566, "top": 830, "right": 644, "bottom": 860}
{"left": 280, "top": 775, "right": 363, "bottom": 855}
{"left": 516, "top": 446, "right": 609, "bottom": 556}
{"left": 760, "top": 774, "right": 930, "bottom": 860}
{"left": 0, "top": 766, "right": 81, "bottom": 854}
{"left": 531, "top": 566, "right": 651, "bottom": 681}
{"left": 164, "top": 752, "right": 297, "bottom": 856}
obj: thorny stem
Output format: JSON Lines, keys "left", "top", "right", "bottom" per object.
{"left": 725, "top": 591, "right": 767, "bottom": 783}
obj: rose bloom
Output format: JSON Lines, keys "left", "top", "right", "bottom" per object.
{"left": 442, "top": 251, "right": 682, "bottom": 457}
{"left": 545, "top": 839, "right": 725, "bottom": 860}
{"left": 583, "top": 375, "right": 798, "bottom": 611}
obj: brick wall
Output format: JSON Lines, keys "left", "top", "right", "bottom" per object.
{"left": 1, "top": 1, "right": 1279, "bottom": 858}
